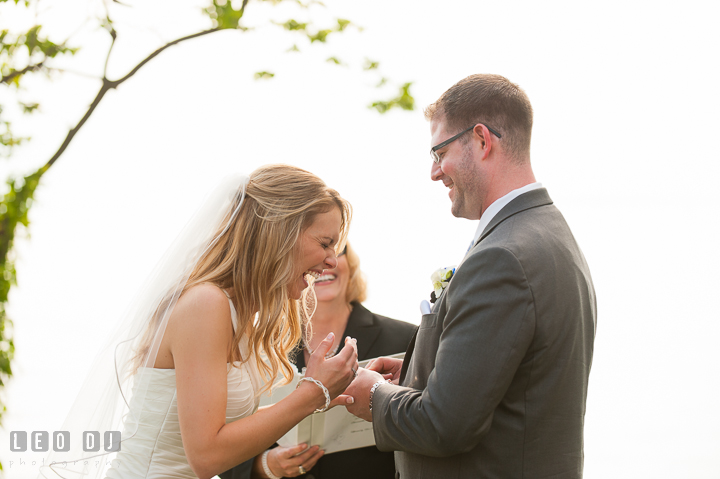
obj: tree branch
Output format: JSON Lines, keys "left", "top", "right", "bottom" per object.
{"left": 1, "top": 62, "right": 46, "bottom": 85}
{"left": 43, "top": 80, "right": 113, "bottom": 169}
{"left": 43, "top": 27, "right": 221, "bottom": 171}
{"left": 103, "top": 28, "right": 117, "bottom": 78}
{"left": 240, "top": 0, "right": 250, "bottom": 16}
{"left": 101, "top": 2, "right": 118, "bottom": 78}
{"left": 114, "top": 28, "right": 219, "bottom": 85}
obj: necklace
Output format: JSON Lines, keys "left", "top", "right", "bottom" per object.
{"left": 302, "top": 336, "right": 340, "bottom": 359}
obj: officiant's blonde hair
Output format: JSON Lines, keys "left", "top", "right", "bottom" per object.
{"left": 137, "top": 165, "right": 351, "bottom": 393}
{"left": 343, "top": 242, "right": 367, "bottom": 304}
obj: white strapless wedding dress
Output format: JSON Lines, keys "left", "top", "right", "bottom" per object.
{"left": 104, "top": 298, "right": 262, "bottom": 479}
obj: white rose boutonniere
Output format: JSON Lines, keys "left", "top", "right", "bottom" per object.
{"left": 430, "top": 266, "right": 456, "bottom": 303}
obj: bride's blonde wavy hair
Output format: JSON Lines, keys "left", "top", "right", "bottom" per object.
{"left": 180, "top": 164, "right": 350, "bottom": 392}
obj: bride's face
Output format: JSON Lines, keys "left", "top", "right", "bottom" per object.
{"left": 290, "top": 207, "right": 342, "bottom": 300}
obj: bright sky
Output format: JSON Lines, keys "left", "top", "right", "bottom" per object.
{"left": 1, "top": 0, "right": 719, "bottom": 478}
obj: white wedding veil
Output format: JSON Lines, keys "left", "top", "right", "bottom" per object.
{"left": 39, "top": 174, "right": 250, "bottom": 479}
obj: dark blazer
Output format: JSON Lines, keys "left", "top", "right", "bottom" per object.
{"left": 372, "top": 188, "right": 597, "bottom": 479}
{"left": 221, "top": 302, "right": 417, "bottom": 479}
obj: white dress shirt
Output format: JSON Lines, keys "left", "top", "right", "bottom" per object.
{"left": 457, "top": 183, "right": 543, "bottom": 267}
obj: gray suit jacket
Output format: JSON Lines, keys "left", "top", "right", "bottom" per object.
{"left": 372, "top": 188, "right": 596, "bottom": 479}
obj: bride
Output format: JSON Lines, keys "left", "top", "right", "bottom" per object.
{"left": 40, "top": 164, "right": 358, "bottom": 479}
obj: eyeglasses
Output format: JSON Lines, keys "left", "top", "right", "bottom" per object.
{"left": 430, "top": 123, "right": 502, "bottom": 164}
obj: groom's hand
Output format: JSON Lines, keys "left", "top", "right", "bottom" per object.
{"left": 367, "top": 357, "right": 404, "bottom": 384}
{"left": 344, "top": 367, "right": 383, "bottom": 422}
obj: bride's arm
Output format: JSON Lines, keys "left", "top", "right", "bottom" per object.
{"left": 168, "top": 284, "right": 357, "bottom": 479}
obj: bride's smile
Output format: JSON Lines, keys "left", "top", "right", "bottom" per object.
{"left": 290, "top": 207, "right": 342, "bottom": 300}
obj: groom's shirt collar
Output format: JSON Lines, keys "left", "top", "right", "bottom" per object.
{"left": 471, "top": 182, "right": 543, "bottom": 246}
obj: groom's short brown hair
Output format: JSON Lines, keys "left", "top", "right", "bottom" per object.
{"left": 425, "top": 74, "right": 534, "bottom": 162}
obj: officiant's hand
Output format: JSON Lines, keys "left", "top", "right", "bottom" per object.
{"left": 367, "top": 356, "right": 404, "bottom": 384}
{"left": 344, "top": 367, "right": 384, "bottom": 422}
{"left": 304, "top": 333, "right": 359, "bottom": 405}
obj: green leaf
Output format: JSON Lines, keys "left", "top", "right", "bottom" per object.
{"left": 395, "top": 82, "right": 415, "bottom": 110}
{"left": 363, "top": 58, "right": 379, "bottom": 71}
{"left": 369, "top": 100, "right": 391, "bottom": 114}
{"left": 278, "top": 19, "right": 308, "bottom": 31}
{"left": 336, "top": 19, "right": 351, "bottom": 31}
{"left": 295, "top": 0, "right": 325, "bottom": 7}
{"left": 0, "top": 0, "right": 29, "bottom": 5}
{"left": 24, "top": 25, "right": 76, "bottom": 58}
{"left": 0, "top": 165, "right": 48, "bottom": 436}
{"left": 203, "top": 1, "right": 245, "bottom": 30}
{"left": 19, "top": 101, "right": 39, "bottom": 114}
{"left": 254, "top": 71, "right": 275, "bottom": 80}
{"left": 326, "top": 56, "right": 343, "bottom": 65}
{"left": 0, "top": 24, "right": 77, "bottom": 87}
{"left": 369, "top": 82, "right": 415, "bottom": 114}
{"left": 0, "top": 120, "right": 29, "bottom": 157}
{"left": 308, "top": 29, "right": 332, "bottom": 43}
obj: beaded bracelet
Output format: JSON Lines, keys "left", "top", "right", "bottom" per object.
{"left": 261, "top": 449, "right": 282, "bottom": 479}
{"left": 369, "top": 379, "right": 390, "bottom": 412}
{"left": 297, "top": 376, "right": 331, "bottom": 413}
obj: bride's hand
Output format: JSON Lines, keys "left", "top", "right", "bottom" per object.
{"left": 303, "top": 333, "right": 358, "bottom": 401}
{"left": 256, "top": 444, "right": 324, "bottom": 478}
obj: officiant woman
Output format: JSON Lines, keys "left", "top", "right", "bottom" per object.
{"left": 221, "top": 242, "right": 416, "bottom": 479}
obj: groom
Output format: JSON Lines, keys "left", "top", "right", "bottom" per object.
{"left": 345, "top": 74, "right": 597, "bottom": 478}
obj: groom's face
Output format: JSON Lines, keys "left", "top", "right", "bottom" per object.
{"left": 430, "top": 118, "right": 485, "bottom": 220}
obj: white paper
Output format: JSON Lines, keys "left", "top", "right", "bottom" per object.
{"left": 260, "top": 352, "right": 405, "bottom": 454}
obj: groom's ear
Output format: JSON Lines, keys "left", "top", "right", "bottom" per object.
{"left": 472, "top": 124, "right": 494, "bottom": 162}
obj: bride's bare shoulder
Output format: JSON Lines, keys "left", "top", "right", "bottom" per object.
{"left": 181, "top": 283, "right": 229, "bottom": 305}
{"left": 155, "top": 284, "right": 232, "bottom": 368}
{"left": 170, "top": 283, "right": 232, "bottom": 330}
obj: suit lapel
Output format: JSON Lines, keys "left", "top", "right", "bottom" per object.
{"left": 398, "top": 330, "right": 417, "bottom": 384}
{"left": 475, "top": 188, "right": 553, "bottom": 247}
{"left": 342, "top": 303, "right": 382, "bottom": 360}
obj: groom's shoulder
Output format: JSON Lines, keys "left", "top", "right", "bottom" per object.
{"left": 483, "top": 202, "right": 571, "bottom": 251}
{"left": 456, "top": 207, "right": 568, "bottom": 284}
